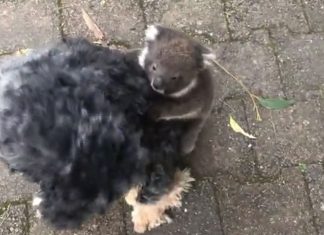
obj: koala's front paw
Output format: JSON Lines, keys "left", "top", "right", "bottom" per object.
{"left": 180, "top": 134, "right": 197, "bottom": 155}
{"left": 148, "top": 107, "right": 162, "bottom": 121}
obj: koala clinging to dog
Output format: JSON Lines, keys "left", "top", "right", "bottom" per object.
{"left": 138, "top": 25, "right": 216, "bottom": 155}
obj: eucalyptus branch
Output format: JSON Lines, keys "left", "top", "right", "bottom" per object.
{"left": 210, "top": 58, "right": 262, "bottom": 121}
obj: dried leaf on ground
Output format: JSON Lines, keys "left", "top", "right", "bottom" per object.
{"left": 229, "top": 115, "right": 256, "bottom": 139}
{"left": 257, "top": 97, "right": 295, "bottom": 110}
{"left": 81, "top": 8, "right": 105, "bottom": 41}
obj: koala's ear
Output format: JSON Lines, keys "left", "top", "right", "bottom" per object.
{"left": 201, "top": 46, "right": 216, "bottom": 67}
{"left": 194, "top": 43, "right": 216, "bottom": 68}
{"left": 144, "top": 25, "right": 161, "bottom": 42}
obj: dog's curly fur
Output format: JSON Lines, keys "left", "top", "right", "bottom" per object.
{"left": 0, "top": 38, "right": 186, "bottom": 228}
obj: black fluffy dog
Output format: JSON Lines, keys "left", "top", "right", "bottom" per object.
{"left": 0, "top": 39, "right": 184, "bottom": 228}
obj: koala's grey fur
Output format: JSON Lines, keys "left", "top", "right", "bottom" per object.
{"left": 138, "top": 25, "right": 216, "bottom": 155}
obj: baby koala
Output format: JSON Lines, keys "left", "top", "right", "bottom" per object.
{"left": 138, "top": 25, "right": 216, "bottom": 155}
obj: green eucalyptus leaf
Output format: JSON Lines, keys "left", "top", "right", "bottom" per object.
{"left": 258, "top": 97, "right": 295, "bottom": 110}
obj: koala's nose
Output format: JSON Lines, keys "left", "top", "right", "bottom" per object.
{"left": 152, "top": 77, "right": 163, "bottom": 90}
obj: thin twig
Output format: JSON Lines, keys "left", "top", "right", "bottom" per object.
{"left": 210, "top": 58, "right": 262, "bottom": 121}
{"left": 269, "top": 111, "right": 277, "bottom": 136}
{"left": 81, "top": 8, "right": 106, "bottom": 42}
{"left": 222, "top": 101, "right": 237, "bottom": 113}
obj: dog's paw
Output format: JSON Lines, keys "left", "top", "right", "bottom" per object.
{"left": 131, "top": 209, "right": 147, "bottom": 234}
{"left": 147, "top": 213, "right": 172, "bottom": 231}
{"left": 32, "top": 195, "right": 43, "bottom": 219}
{"left": 130, "top": 169, "right": 194, "bottom": 233}
{"left": 132, "top": 210, "right": 172, "bottom": 233}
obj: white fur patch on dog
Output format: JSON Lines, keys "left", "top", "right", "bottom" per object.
{"left": 0, "top": 70, "right": 23, "bottom": 112}
{"left": 32, "top": 196, "right": 43, "bottom": 207}
{"left": 36, "top": 209, "right": 42, "bottom": 218}
{"left": 138, "top": 47, "right": 148, "bottom": 68}
{"left": 168, "top": 78, "right": 198, "bottom": 98}
{"left": 145, "top": 25, "right": 159, "bottom": 41}
{"left": 33, "top": 195, "right": 43, "bottom": 218}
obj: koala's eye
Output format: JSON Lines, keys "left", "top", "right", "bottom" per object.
{"left": 152, "top": 64, "right": 157, "bottom": 71}
{"left": 171, "top": 75, "right": 180, "bottom": 81}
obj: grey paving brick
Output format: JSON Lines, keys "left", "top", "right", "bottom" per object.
{"left": 0, "top": 0, "right": 60, "bottom": 52}
{"left": 0, "top": 162, "right": 38, "bottom": 203}
{"left": 305, "top": 165, "right": 324, "bottom": 234}
{"left": 216, "top": 168, "right": 317, "bottom": 235}
{"left": 61, "top": 0, "right": 145, "bottom": 47}
{"left": 126, "top": 180, "right": 222, "bottom": 235}
{"left": 246, "top": 98, "right": 323, "bottom": 174}
{"left": 303, "top": 0, "right": 324, "bottom": 32}
{"left": 273, "top": 32, "right": 324, "bottom": 100}
{"left": 30, "top": 201, "right": 124, "bottom": 235}
{"left": 30, "top": 219, "right": 55, "bottom": 235}
{"left": 189, "top": 99, "right": 257, "bottom": 181}
{"left": 244, "top": 105, "right": 286, "bottom": 178}
{"left": 186, "top": 31, "right": 284, "bottom": 181}
{"left": 225, "top": 0, "right": 309, "bottom": 39}
{"left": 0, "top": 204, "right": 27, "bottom": 235}
{"left": 211, "top": 30, "right": 283, "bottom": 98}
{"left": 29, "top": 200, "right": 57, "bottom": 235}
{"left": 54, "top": 202, "right": 124, "bottom": 235}
{"left": 143, "top": 0, "right": 229, "bottom": 43}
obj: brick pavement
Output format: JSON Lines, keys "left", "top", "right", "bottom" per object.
{"left": 0, "top": 0, "right": 323, "bottom": 234}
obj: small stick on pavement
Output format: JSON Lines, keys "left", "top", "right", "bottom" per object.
{"left": 81, "top": 8, "right": 107, "bottom": 44}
